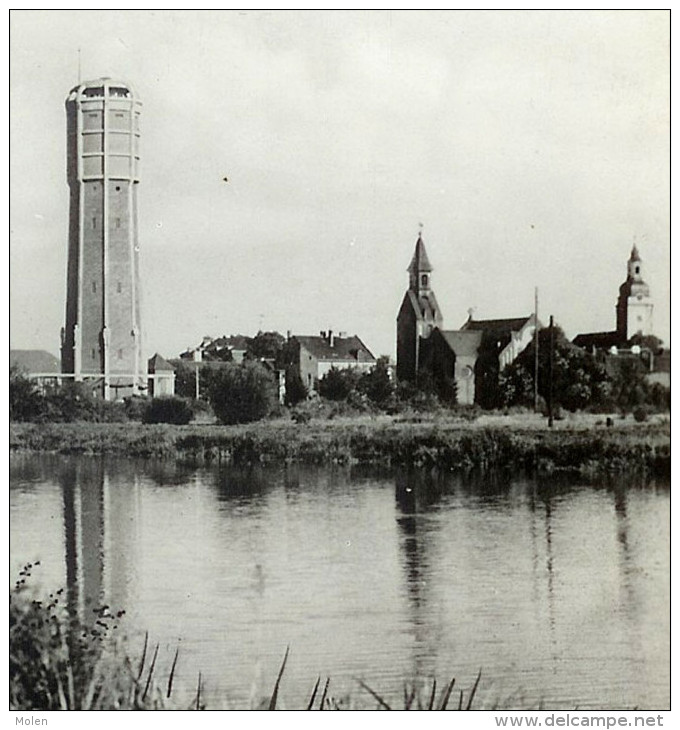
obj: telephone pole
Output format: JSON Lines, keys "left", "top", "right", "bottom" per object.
{"left": 534, "top": 287, "right": 539, "bottom": 412}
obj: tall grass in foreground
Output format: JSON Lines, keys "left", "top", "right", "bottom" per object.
{"left": 10, "top": 575, "right": 483, "bottom": 710}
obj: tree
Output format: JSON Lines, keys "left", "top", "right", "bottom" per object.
{"left": 499, "top": 325, "right": 609, "bottom": 411}
{"left": 10, "top": 367, "right": 44, "bottom": 421}
{"left": 609, "top": 357, "right": 649, "bottom": 415}
{"left": 173, "top": 361, "right": 198, "bottom": 399}
{"left": 284, "top": 365, "right": 307, "bottom": 406}
{"left": 358, "top": 357, "right": 394, "bottom": 406}
{"left": 318, "top": 367, "right": 361, "bottom": 401}
{"left": 207, "top": 361, "right": 277, "bottom": 424}
{"left": 246, "top": 331, "right": 286, "bottom": 361}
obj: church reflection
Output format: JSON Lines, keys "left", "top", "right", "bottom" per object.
{"left": 59, "top": 459, "right": 139, "bottom": 625}
{"left": 394, "top": 468, "right": 448, "bottom": 678}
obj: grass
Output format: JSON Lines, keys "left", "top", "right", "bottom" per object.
{"left": 9, "top": 415, "right": 670, "bottom": 477}
{"left": 10, "top": 576, "right": 486, "bottom": 711}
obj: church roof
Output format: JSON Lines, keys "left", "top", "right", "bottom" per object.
{"left": 10, "top": 349, "right": 60, "bottom": 374}
{"left": 294, "top": 334, "right": 375, "bottom": 362}
{"left": 463, "top": 316, "right": 532, "bottom": 334}
{"left": 437, "top": 330, "right": 482, "bottom": 356}
{"left": 572, "top": 331, "right": 625, "bottom": 350}
{"left": 630, "top": 245, "right": 641, "bottom": 262}
{"left": 407, "top": 235, "right": 433, "bottom": 273}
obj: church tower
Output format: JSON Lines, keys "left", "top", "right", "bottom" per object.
{"left": 61, "top": 78, "right": 143, "bottom": 399}
{"left": 616, "top": 245, "right": 654, "bottom": 341}
{"left": 396, "top": 233, "right": 443, "bottom": 382}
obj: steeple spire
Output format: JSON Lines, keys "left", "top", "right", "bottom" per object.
{"left": 408, "top": 233, "right": 433, "bottom": 279}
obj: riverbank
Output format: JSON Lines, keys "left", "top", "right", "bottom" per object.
{"left": 9, "top": 413, "right": 670, "bottom": 477}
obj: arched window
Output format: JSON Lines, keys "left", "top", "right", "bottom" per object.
{"left": 421, "top": 274, "right": 428, "bottom": 287}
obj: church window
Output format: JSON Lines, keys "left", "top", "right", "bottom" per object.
{"left": 635, "top": 266, "right": 640, "bottom": 274}
{"left": 115, "top": 218, "right": 121, "bottom": 228}
{"left": 117, "top": 282, "right": 122, "bottom": 293}
{"left": 92, "top": 217, "right": 97, "bottom": 229}
{"left": 91, "top": 348, "right": 96, "bottom": 359}
{"left": 91, "top": 281, "right": 97, "bottom": 293}
{"left": 421, "top": 274, "right": 429, "bottom": 287}
{"left": 117, "top": 349, "right": 123, "bottom": 359}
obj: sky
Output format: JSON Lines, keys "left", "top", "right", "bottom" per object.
{"left": 10, "top": 10, "right": 670, "bottom": 361}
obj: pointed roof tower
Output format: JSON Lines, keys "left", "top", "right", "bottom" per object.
{"left": 408, "top": 234, "right": 433, "bottom": 276}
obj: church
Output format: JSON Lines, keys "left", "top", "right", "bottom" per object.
{"left": 396, "top": 234, "right": 539, "bottom": 406}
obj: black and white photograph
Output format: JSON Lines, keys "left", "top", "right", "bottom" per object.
{"left": 9, "top": 9, "right": 670, "bottom": 717}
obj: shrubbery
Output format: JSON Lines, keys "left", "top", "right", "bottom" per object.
{"left": 207, "top": 361, "right": 277, "bottom": 424}
{"left": 142, "top": 396, "right": 195, "bottom": 425}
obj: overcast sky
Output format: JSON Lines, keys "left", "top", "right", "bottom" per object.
{"left": 10, "top": 10, "right": 670, "bottom": 360}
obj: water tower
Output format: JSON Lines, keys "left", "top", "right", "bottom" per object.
{"left": 61, "top": 78, "right": 143, "bottom": 399}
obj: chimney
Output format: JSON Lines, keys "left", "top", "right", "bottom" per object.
{"left": 328, "top": 330, "right": 334, "bottom": 348}
{"left": 286, "top": 330, "right": 291, "bottom": 341}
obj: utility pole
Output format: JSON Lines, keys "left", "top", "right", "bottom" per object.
{"left": 534, "top": 287, "right": 539, "bottom": 412}
{"left": 548, "top": 315, "right": 554, "bottom": 428}
{"left": 195, "top": 364, "right": 200, "bottom": 400}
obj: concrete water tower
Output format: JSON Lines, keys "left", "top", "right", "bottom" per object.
{"left": 61, "top": 78, "right": 143, "bottom": 399}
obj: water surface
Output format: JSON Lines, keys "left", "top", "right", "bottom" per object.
{"left": 10, "top": 454, "right": 669, "bottom": 709}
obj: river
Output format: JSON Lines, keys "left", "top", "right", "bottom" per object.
{"left": 9, "top": 453, "right": 669, "bottom": 710}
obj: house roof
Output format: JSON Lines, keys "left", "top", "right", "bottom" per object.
{"left": 437, "top": 330, "right": 482, "bottom": 357}
{"left": 407, "top": 235, "right": 433, "bottom": 273}
{"left": 294, "top": 335, "right": 376, "bottom": 362}
{"left": 572, "top": 331, "right": 624, "bottom": 350}
{"left": 148, "top": 353, "right": 175, "bottom": 372}
{"left": 10, "top": 350, "right": 60, "bottom": 374}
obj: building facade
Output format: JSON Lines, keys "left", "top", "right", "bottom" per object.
{"left": 61, "top": 78, "right": 143, "bottom": 400}
{"left": 290, "top": 331, "right": 376, "bottom": 393}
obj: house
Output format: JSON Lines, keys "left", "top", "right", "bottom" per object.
{"left": 147, "top": 353, "right": 176, "bottom": 397}
{"left": 10, "top": 350, "right": 62, "bottom": 393}
{"left": 180, "top": 335, "right": 249, "bottom": 363}
{"left": 288, "top": 331, "right": 376, "bottom": 393}
{"left": 396, "top": 233, "right": 539, "bottom": 406}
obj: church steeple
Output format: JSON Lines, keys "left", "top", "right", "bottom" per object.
{"left": 396, "top": 232, "right": 444, "bottom": 383}
{"left": 408, "top": 233, "right": 433, "bottom": 294}
{"left": 617, "top": 244, "right": 653, "bottom": 340}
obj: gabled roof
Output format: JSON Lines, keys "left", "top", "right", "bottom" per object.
{"left": 294, "top": 335, "right": 375, "bottom": 362}
{"left": 10, "top": 350, "right": 60, "bottom": 374}
{"left": 407, "top": 235, "right": 433, "bottom": 273}
{"left": 437, "top": 330, "right": 482, "bottom": 357}
{"left": 148, "top": 353, "right": 175, "bottom": 372}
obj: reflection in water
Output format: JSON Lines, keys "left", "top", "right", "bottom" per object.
{"left": 9, "top": 454, "right": 670, "bottom": 710}
{"left": 58, "top": 459, "right": 138, "bottom": 626}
